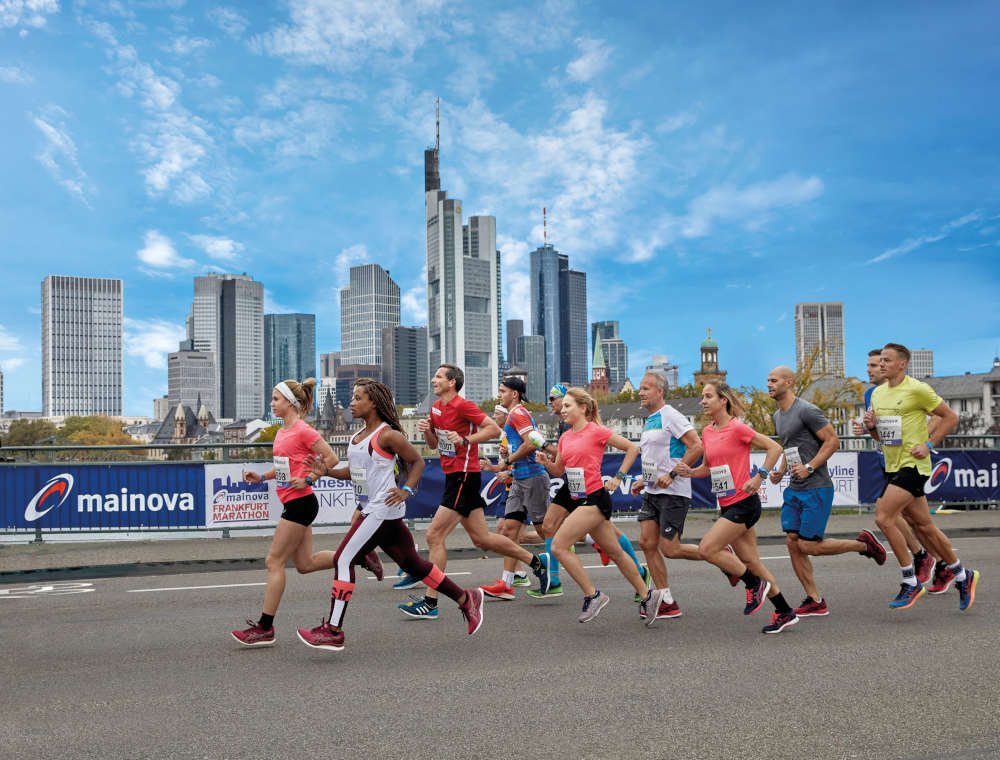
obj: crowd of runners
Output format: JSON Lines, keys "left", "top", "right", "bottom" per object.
{"left": 231, "top": 342, "right": 980, "bottom": 652}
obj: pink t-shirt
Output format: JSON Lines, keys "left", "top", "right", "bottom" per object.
{"left": 700, "top": 418, "right": 756, "bottom": 507}
{"left": 558, "top": 422, "right": 614, "bottom": 496}
{"left": 272, "top": 419, "right": 322, "bottom": 504}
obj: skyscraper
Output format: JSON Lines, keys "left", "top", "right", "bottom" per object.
{"left": 506, "top": 319, "right": 524, "bottom": 366}
{"left": 424, "top": 122, "right": 498, "bottom": 404}
{"left": 560, "top": 265, "right": 588, "bottom": 387}
{"left": 382, "top": 325, "right": 429, "bottom": 406}
{"left": 168, "top": 339, "right": 217, "bottom": 415}
{"left": 591, "top": 320, "right": 628, "bottom": 393}
{"left": 910, "top": 349, "right": 934, "bottom": 378}
{"left": 645, "top": 355, "right": 679, "bottom": 389}
{"left": 530, "top": 243, "right": 588, "bottom": 389}
{"left": 794, "top": 302, "right": 845, "bottom": 377}
{"left": 264, "top": 313, "right": 316, "bottom": 410}
{"left": 340, "top": 264, "right": 400, "bottom": 367}
{"left": 517, "top": 334, "right": 546, "bottom": 404}
{"left": 190, "top": 273, "right": 264, "bottom": 420}
{"left": 320, "top": 351, "right": 341, "bottom": 379}
{"left": 42, "top": 275, "right": 123, "bottom": 416}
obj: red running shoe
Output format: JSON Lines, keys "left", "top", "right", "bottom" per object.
{"left": 913, "top": 552, "right": 934, "bottom": 585}
{"left": 857, "top": 530, "right": 887, "bottom": 565}
{"left": 296, "top": 620, "right": 345, "bottom": 652}
{"left": 744, "top": 580, "right": 771, "bottom": 615}
{"left": 593, "top": 541, "right": 611, "bottom": 566}
{"left": 655, "top": 600, "right": 682, "bottom": 619}
{"left": 360, "top": 550, "right": 384, "bottom": 581}
{"left": 480, "top": 579, "right": 515, "bottom": 600}
{"left": 460, "top": 588, "right": 485, "bottom": 635}
{"left": 927, "top": 561, "right": 956, "bottom": 594}
{"left": 793, "top": 597, "right": 829, "bottom": 617}
{"left": 231, "top": 619, "right": 275, "bottom": 647}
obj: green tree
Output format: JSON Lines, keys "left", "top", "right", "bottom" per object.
{"left": 256, "top": 424, "right": 280, "bottom": 443}
{"left": 5, "top": 419, "right": 59, "bottom": 446}
{"left": 60, "top": 416, "right": 140, "bottom": 446}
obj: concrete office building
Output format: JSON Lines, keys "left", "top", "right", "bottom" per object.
{"left": 382, "top": 326, "right": 429, "bottom": 406}
{"left": 645, "top": 355, "right": 679, "bottom": 389}
{"left": 264, "top": 314, "right": 316, "bottom": 411}
{"left": 340, "top": 264, "right": 400, "bottom": 367}
{"left": 320, "top": 351, "right": 341, "bottom": 379}
{"left": 911, "top": 349, "right": 934, "bottom": 378}
{"left": 506, "top": 319, "right": 524, "bottom": 366}
{"left": 42, "top": 275, "right": 123, "bottom": 416}
{"left": 168, "top": 339, "right": 217, "bottom": 416}
{"left": 190, "top": 273, "right": 264, "bottom": 420}
{"left": 795, "top": 302, "right": 846, "bottom": 377}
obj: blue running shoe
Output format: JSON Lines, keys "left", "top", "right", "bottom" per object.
{"left": 533, "top": 553, "right": 551, "bottom": 595}
{"left": 743, "top": 579, "right": 771, "bottom": 615}
{"left": 398, "top": 595, "right": 439, "bottom": 619}
{"left": 957, "top": 569, "right": 979, "bottom": 611}
{"left": 889, "top": 583, "right": 925, "bottom": 610}
{"left": 392, "top": 573, "right": 422, "bottom": 590}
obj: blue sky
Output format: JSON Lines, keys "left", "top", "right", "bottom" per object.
{"left": 1, "top": 0, "right": 998, "bottom": 416}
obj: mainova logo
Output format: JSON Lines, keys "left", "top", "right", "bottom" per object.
{"left": 924, "top": 458, "right": 953, "bottom": 494}
{"left": 24, "top": 474, "right": 75, "bottom": 521}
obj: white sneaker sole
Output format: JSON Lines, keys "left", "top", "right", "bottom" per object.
{"left": 296, "top": 630, "right": 344, "bottom": 652}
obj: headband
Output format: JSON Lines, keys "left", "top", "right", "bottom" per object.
{"left": 275, "top": 381, "right": 300, "bottom": 409}
{"left": 494, "top": 405, "right": 508, "bottom": 414}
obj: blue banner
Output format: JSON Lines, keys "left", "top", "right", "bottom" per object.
{"left": 1, "top": 464, "right": 205, "bottom": 530}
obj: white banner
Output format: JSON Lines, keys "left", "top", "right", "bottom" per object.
{"left": 204, "top": 463, "right": 359, "bottom": 527}
{"left": 749, "top": 452, "right": 859, "bottom": 508}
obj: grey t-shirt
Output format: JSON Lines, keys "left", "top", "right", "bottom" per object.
{"left": 773, "top": 398, "right": 834, "bottom": 491}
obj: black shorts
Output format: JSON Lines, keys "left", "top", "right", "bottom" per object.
{"left": 551, "top": 480, "right": 574, "bottom": 510}
{"left": 886, "top": 466, "right": 929, "bottom": 498}
{"left": 719, "top": 493, "right": 762, "bottom": 529}
{"left": 638, "top": 493, "right": 690, "bottom": 540}
{"left": 441, "top": 471, "right": 487, "bottom": 518}
{"left": 561, "top": 487, "right": 613, "bottom": 519}
{"left": 280, "top": 493, "right": 320, "bottom": 526}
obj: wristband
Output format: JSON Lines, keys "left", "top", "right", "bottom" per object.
{"left": 925, "top": 440, "right": 937, "bottom": 453}
{"left": 615, "top": 471, "right": 628, "bottom": 480}
{"left": 401, "top": 485, "right": 414, "bottom": 495}
{"left": 757, "top": 468, "right": 769, "bottom": 479}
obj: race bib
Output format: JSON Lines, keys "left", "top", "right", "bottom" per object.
{"left": 641, "top": 457, "right": 656, "bottom": 482}
{"left": 436, "top": 428, "right": 457, "bottom": 457}
{"left": 877, "top": 416, "right": 903, "bottom": 446}
{"left": 350, "top": 467, "right": 369, "bottom": 505}
{"left": 566, "top": 467, "right": 587, "bottom": 499}
{"left": 272, "top": 456, "right": 291, "bottom": 487}
{"left": 783, "top": 447, "right": 802, "bottom": 466}
{"left": 710, "top": 464, "right": 736, "bottom": 497}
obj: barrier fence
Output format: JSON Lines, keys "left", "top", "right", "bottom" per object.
{"left": 3, "top": 448, "right": 997, "bottom": 538}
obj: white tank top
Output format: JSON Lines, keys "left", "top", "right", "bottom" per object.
{"left": 347, "top": 423, "right": 402, "bottom": 519}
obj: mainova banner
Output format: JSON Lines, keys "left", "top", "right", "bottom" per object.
{"left": 1, "top": 464, "right": 205, "bottom": 530}
{"left": 204, "top": 463, "right": 358, "bottom": 527}
{"left": 858, "top": 449, "right": 1000, "bottom": 504}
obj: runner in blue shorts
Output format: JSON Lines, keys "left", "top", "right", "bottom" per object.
{"left": 767, "top": 367, "right": 887, "bottom": 619}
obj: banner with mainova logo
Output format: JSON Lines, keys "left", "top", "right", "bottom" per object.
{"left": 1, "top": 464, "right": 205, "bottom": 530}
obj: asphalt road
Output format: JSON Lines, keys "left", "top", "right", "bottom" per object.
{"left": 2, "top": 537, "right": 998, "bottom": 760}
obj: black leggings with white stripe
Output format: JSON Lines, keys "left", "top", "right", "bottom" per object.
{"left": 329, "top": 514, "right": 464, "bottom": 627}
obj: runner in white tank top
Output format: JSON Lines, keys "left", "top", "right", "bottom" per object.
{"left": 347, "top": 422, "right": 404, "bottom": 520}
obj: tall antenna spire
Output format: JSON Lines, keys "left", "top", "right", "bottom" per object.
{"left": 435, "top": 96, "right": 440, "bottom": 152}
{"left": 543, "top": 207, "right": 547, "bottom": 244}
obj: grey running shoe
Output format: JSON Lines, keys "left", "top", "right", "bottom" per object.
{"left": 578, "top": 590, "right": 610, "bottom": 623}
{"left": 642, "top": 588, "right": 668, "bottom": 628}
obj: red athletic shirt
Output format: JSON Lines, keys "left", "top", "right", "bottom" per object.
{"left": 700, "top": 418, "right": 756, "bottom": 507}
{"left": 558, "top": 422, "right": 614, "bottom": 495}
{"left": 431, "top": 395, "right": 488, "bottom": 474}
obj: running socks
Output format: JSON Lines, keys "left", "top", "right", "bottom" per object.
{"left": 662, "top": 587, "right": 674, "bottom": 604}
{"left": 258, "top": 613, "right": 274, "bottom": 630}
{"left": 948, "top": 560, "right": 966, "bottom": 582}
{"left": 901, "top": 564, "right": 917, "bottom": 586}
{"left": 502, "top": 570, "right": 515, "bottom": 587}
{"left": 740, "top": 570, "right": 760, "bottom": 588}
{"left": 770, "top": 592, "right": 791, "bottom": 614}
{"left": 423, "top": 595, "right": 438, "bottom": 609}
{"left": 545, "top": 538, "right": 561, "bottom": 581}
{"left": 617, "top": 533, "right": 643, "bottom": 572}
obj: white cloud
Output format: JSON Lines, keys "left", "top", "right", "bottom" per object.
{"left": 401, "top": 263, "right": 427, "bottom": 324}
{"left": 869, "top": 210, "right": 982, "bottom": 264}
{"left": 32, "top": 106, "right": 95, "bottom": 206}
{"left": 682, "top": 174, "right": 824, "bottom": 238}
{"left": 123, "top": 317, "right": 185, "bottom": 369}
{"left": 233, "top": 100, "right": 344, "bottom": 159}
{"left": 263, "top": 289, "right": 295, "bottom": 314}
{"left": 2, "top": 357, "right": 26, "bottom": 371}
{"left": 207, "top": 6, "right": 248, "bottom": 38}
{"left": 166, "top": 35, "right": 213, "bottom": 55}
{"left": 334, "top": 243, "right": 366, "bottom": 287}
{"left": 0, "top": 324, "right": 25, "bottom": 352}
{"left": 188, "top": 233, "right": 244, "bottom": 261}
{"left": 498, "top": 234, "right": 531, "bottom": 323}
{"left": 566, "top": 37, "right": 612, "bottom": 83}
{"left": 137, "top": 230, "right": 195, "bottom": 271}
{"left": 0, "top": 65, "right": 33, "bottom": 84}
{"left": 656, "top": 110, "right": 697, "bottom": 134}
{"left": 0, "top": 0, "right": 58, "bottom": 30}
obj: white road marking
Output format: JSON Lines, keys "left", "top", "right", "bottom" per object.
{"left": 371, "top": 572, "right": 470, "bottom": 580}
{"left": 127, "top": 582, "right": 266, "bottom": 593}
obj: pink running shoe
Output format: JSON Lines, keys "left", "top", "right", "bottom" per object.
{"left": 857, "top": 530, "right": 887, "bottom": 565}
{"left": 231, "top": 619, "right": 275, "bottom": 647}
{"left": 913, "top": 552, "right": 934, "bottom": 585}
{"left": 297, "top": 620, "right": 345, "bottom": 652}
{"left": 460, "top": 588, "right": 485, "bottom": 635}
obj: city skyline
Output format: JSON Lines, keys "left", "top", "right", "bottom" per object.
{"left": 1, "top": 2, "right": 998, "bottom": 414}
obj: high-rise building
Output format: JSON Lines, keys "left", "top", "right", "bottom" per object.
{"left": 530, "top": 243, "right": 588, "bottom": 389}
{"left": 506, "top": 319, "right": 524, "bottom": 366}
{"left": 794, "top": 302, "right": 845, "bottom": 377}
{"left": 560, "top": 267, "right": 588, "bottom": 387}
{"left": 320, "top": 351, "right": 341, "bottom": 379}
{"left": 264, "top": 314, "right": 316, "bottom": 411}
{"left": 168, "top": 339, "right": 217, "bottom": 415}
{"left": 42, "top": 275, "right": 123, "bottom": 416}
{"left": 382, "top": 325, "right": 429, "bottom": 406}
{"left": 517, "top": 334, "right": 546, "bottom": 404}
{"left": 424, "top": 129, "right": 499, "bottom": 404}
{"left": 153, "top": 394, "right": 170, "bottom": 420}
{"left": 340, "top": 264, "right": 400, "bottom": 367}
{"left": 496, "top": 248, "right": 503, "bottom": 370}
{"left": 910, "top": 349, "right": 934, "bottom": 378}
{"left": 190, "top": 273, "right": 264, "bottom": 420}
{"left": 591, "top": 320, "right": 628, "bottom": 393}
{"left": 335, "top": 363, "right": 381, "bottom": 407}
{"left": 645, "top": 355, "right": 679, "bottom": 389}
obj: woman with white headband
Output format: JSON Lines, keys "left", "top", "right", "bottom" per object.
{"left": 232, "top": 377, "right": 340, "bottom": 647}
